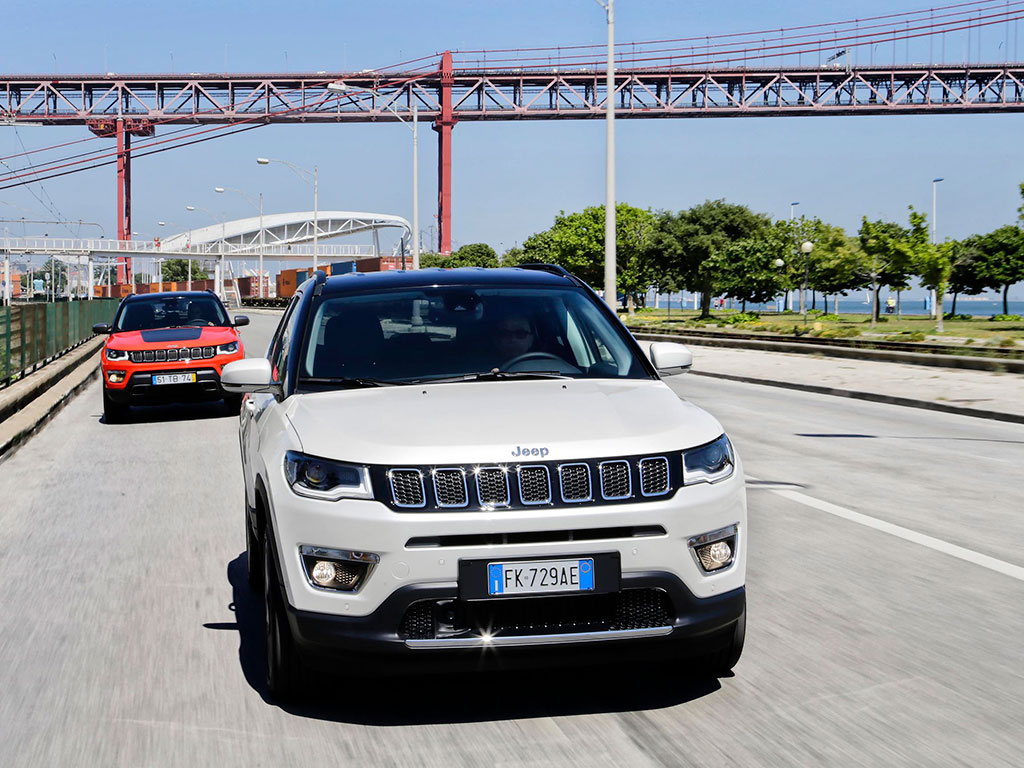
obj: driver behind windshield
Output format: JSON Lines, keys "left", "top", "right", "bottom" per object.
{"left": 493, "top": 311, "right": 535, "bottom": 363}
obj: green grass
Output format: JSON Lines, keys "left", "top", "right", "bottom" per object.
{"left": 623, "top": 308, "right": 1024, "bottom": 343}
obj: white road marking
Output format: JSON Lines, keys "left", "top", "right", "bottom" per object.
{"left": 747, "top": 475, "right": 1024, "bottom": 583}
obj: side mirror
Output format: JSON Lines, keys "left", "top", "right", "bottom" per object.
{"left": 233, "top": 315, "right": 250, "bottom": 327}
{"left": 221, "top": 358, "right": 274, "bottom": 393}
{"left": 93, "top": 323, "right": 112, "bottom": 335}
{"left": 649, "top": 342, "right": 693, "bottom": 376}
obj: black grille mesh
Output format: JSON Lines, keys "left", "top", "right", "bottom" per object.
{"left": 518, "top": 466, "right": 551, "bottom": 504}
{"left": 639, "top": 457, "right": 669, "bottom": 496}
{"left": 600, "top": 461, "right": 631, "bottom": 499}
{"left": 400, "top": 589, "right": 672, "bottom": 640}
{"left": 390, "top": 469, "right": 425, "bottom": 507}
{"left": 433, "top": 469, "right": 467, "bottom": 507}
{"left": 477, "top": 468, "right": 510, "bottom": 506}
{"left": 559, "top": 464, "right": 591, "bottom": 502}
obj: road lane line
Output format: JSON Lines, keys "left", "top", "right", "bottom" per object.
{"left": 748, "top": 476, "right": 1024, "bottom": 583}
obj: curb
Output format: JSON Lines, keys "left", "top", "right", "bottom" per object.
{"left": 0, "top": 344, "right": 102, "bottom": 461}
{"left": 687, "top": 369, "right": 1024, "bottom": 425}
{"left": 0, "top": 337, "right": 105, "bottom": 425}
{"left": 633, "top": 331, "right": 1024, "bottom": 374}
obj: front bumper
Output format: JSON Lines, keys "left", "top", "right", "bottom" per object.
{"left": 104, "top": 367, "right": 227, "bottom": 404}
{"left": 286, "top": 572, "right": 744, "bottom": 665}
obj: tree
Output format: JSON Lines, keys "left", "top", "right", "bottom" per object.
{"left": 500, "top": 246, "right": 526, "bottom": 265}
{"left": 708, "top": 221, "right": 791, "bottom": 310}
{"left": 810, "top": 236, "right": 870, "bottom": 314}
{"left": 898, "top": 207, "right": 955, "bottom": 332}
{"left": 449, "top": 242, "right": 499, "bottom": 268}
{"left": 524, "top": 203, "right": 657, "bottom": 313}
{"left": 858, "top": 218, "right": 910, "bottom": 328}
{"left": 973, "top": 226, "right": 1024, "bottom": 315}
{"left": 649, "top": 200, "right": 769, "bottom": 319}
{"left": 795, "top": 219, "right": 853, "bottom": 311}
{"left": 947, "top": 237, "right": 988, "bottom": 315}
{"left": 161, "top": 258, "right": 208, "bottom": 282}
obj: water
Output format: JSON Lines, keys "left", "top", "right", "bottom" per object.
{"left": 650, "top": 297, "right": 1024, "bottom": 318}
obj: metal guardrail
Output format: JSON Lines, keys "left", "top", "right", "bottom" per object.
{"left": 1, "top": 300, "right": 119, "bottom": 387}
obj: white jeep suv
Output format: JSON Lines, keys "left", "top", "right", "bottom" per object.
{"left": 223, "top": 265, "right": 746, "bottom": 698}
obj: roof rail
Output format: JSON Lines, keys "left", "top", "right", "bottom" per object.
{"left": 515, "top": 263, "right": 573, "bottom": 279}
{"left": 313, "top": 269, "right": 327, "bottom": 295}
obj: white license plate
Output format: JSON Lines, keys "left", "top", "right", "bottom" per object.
{"left": 152, "top": 373, "right": 197, "bottom": 385}
{"left": 487, "top": 558, "right": 594, "bottom": 596}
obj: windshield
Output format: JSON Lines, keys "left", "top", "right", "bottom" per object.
{"left": 114, "top": 295, "right": 230, "bottom": 332}
{"left": 298, "top": 285, "right": 652, "bottom": 386}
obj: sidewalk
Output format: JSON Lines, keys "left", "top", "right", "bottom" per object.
{"left": 641, "top": 341, "right": 1024, "bottom": 423}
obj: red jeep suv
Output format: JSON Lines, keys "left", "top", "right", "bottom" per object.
{"left": 93, "top": 291, "right": 247, "bottom": 422}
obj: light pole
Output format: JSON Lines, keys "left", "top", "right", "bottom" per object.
{"left": 257, "top": 158, "right": 318, "bottom": 271}
{"left": 594, "top": 0, "right": 616, "bottom": 310}
{"left": 931, "top": 177, "right": 944, "bottom": 319}
{"left": 328, "top": 83, "right": 418, "bottom": 269}
{"left": 216, "top": 186, "right": 265, "bottom": 297}
{"left": 800, "top": 240, "right": 813, "bottom": 325}
{"left": 788, "top": 202, "right": 800, "bottom": 311}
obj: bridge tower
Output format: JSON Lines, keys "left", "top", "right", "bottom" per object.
{"left": 86, "top": 118, "right": 154, "bottom": 284}
{"left": 433, "top": 51, "right": 457, "bottom": 256}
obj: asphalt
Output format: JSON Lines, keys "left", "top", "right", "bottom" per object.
{"left": 0, "top": 313, "right": 1021, "bottom": 767}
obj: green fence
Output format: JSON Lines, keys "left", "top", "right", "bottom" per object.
{"left": 1, "top": 299, "right": 120, "bottom": 387}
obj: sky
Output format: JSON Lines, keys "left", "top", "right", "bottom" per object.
{"left": 2, "top": 0, "right": 1023, "bottom": 298}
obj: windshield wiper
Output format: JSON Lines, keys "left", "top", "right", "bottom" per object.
{"left": 406, "top": 369, "right": 570, "bottom": 385}
{"left": 301, "top": 376, "right": 399, "bottom": 388}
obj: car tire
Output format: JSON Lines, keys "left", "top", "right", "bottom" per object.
{"left": 102, "top": 388, "right": 129, "bottom": 424}
{"left": 706, "top": 605, "right": 745, "bottom": 677}
{"left": 246, "top": 514, "right": 263, "bottom": 591}
{"left": 263, "top": 524, "right": 303, "bottom": 700}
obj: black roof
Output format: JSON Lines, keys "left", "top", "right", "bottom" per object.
{"left": 319, "top": 266, "right": 579, "bottom": 296}
{"left": 121, "top": 290, "right": 220, "bottom": 303}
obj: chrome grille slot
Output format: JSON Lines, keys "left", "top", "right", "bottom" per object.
{"left": 155, "top": 349, "right": 166, "bottom": 362}
{"left": 129, "top": 351, "right": 143, "bottom": 363}
{"left": 599, "top": 461, "right": 631, "bottom": 500}
{"left": 558, "top": 463, "right": 592, "bottom": 503}
{"left": 143, "top": 350, "right": 155, "bottom": 362}
{"left": 639, "top": 457, "right": 670, "bottom": 496}
{"left": 517, "top": 465, "right": 551, "bottom": 505}
{"left": 204, "top": 346, "right": 215, "bottom": 359}
{"left": 432, "top": 468, "right": 468, "bottom": 508}
{"left": 166, "top": 349, "right": 179, "bottom": 362}
{"left": 475, "top": 467, "right": 510, "bottom": 507}
{"left": 389, "top": 469, "right": 426, "bottom": 508}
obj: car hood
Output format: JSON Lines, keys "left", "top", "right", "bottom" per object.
{"left": 108, "top": 327, "right": 238, "bottom": 348}
{"left": 285, "top": 378, "right": 724, "bottom": 465}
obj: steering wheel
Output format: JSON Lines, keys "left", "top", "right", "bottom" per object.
{"left": 501, "top": 351, "right": 580, "bottom": 374}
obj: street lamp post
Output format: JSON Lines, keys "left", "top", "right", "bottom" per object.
{"left": 593, "top": 0, "right": 616, "bottom": 310}
{"left": 257, "top": 158, "right": 318, "bottom": 272}
{"left": 800, "top": 240, "right": 814, "bottom": 326}
{"left": 328, "top": 82, "right": 418, "bottom": 269}
{"left": 216, "top": 186, "right": 265, "bottom": 297}
{"left": 931, "top": 177, "right": 944, "bottom": 319}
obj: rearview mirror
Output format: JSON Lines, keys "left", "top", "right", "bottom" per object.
{"left": 233, "top": 315, "right": 250, "bottom": 327}
{"left": 649, "top": 342, "right": 693, "bottom": 375}
{"left": 92, "top": 323, "right": 112, "bottom": 335}
{"left": 221, "top": 358, "right": 274, "bottom": 393}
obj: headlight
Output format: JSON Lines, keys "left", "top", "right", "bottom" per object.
{"left": 105, "top": 348, "right": 128, "bottom": 361}
{"left": 683, "top": 434, "right": 735, "bottom": 485}
{"left": 217, "top": 341, "right": 239, "bottom": 355}
{"left": 284, "top": 450, "right": 373, "bottom": 501}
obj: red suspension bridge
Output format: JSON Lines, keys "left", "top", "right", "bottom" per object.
{"left": 2, "top": 0, "right": 1024, "bottom": 264}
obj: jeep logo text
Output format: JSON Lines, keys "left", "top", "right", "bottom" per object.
{"left": 511, "top": 446, "right": 549, "bottom": 458}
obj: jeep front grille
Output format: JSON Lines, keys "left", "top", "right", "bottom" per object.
{"left": 518, "top": 465, "right": 551, "bottom": 505}
{"left": 389, "top": 469, "right": 426, "bottom": 508}
{"left": 374, "top": 450, "right": 684, "bottom": 512}
{"left": 639, "top": 457, "right": 670, "bottom": 496}
{"left": 476, "top": 467, "right": 510, "bottom": 507}
{"left": 558, "top": 463, "right": 592, "bottom": 502}
{"left": 129, "top": 345, "right": 215, "bottom": 364}
{"left": 432, "top": 468, "right": 468, "bottom": 508}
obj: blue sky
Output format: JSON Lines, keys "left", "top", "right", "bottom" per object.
{"left": 2, "top": 1, "right": 1023, "bottom": 297}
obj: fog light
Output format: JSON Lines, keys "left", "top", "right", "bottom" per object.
{"left": 311, "top": 560, "right": 337, "bottom": 586}
{"left": 688, "top": 524, "right": 738, "bottom": 574}
{"left": 300, "top": 545, "right": 379, "bottom": 592}
{"left": 107, "top": 370, "right": 126, "bottom": 383}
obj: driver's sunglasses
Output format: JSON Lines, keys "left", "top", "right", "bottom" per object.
{"left": 499, "top": 328, "right": 532, "bottom": 340}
